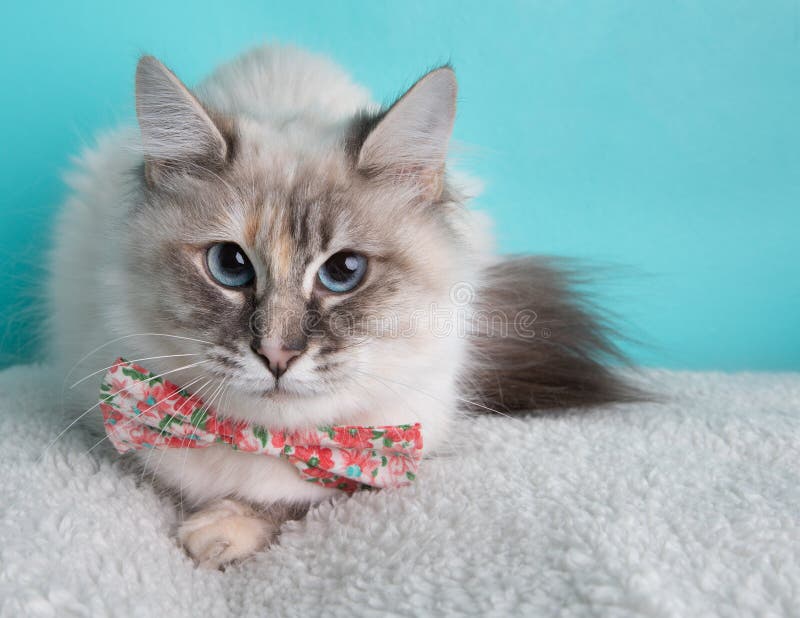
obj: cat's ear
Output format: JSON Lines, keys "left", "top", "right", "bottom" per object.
{"left": 355, "top": 67, "right": 457, "bottom": 200}
{"left": 135, "top": 55, "right": 229, "bottom": 182}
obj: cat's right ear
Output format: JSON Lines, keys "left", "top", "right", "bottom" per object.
{"left": 135, "top": 55, "right": 229, "bottom": 184}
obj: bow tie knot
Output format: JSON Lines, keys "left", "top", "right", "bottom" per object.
{"left": 100, "top": 359, "right": 423, "bottom": 493}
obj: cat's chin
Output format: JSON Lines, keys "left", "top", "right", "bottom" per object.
{"left": 225, "top": 368, "right": 328, "bottom": 401}
{"left": 257, "top": 376, "right": 329, "bottom": 399}
{"left": 258, "top": 386, "right": 309, "bottom": 401}
{"left": 212, "top": 372, "right": 375, "bottom": 431}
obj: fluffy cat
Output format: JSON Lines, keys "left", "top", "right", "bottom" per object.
{"left": 48, "top": 45, "right": 634, "bottom": 568}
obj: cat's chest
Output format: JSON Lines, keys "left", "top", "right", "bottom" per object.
{"left": 137, "top": 444, "right": 339, "bottom": 507}
{"left": 136, "top": 396, "right": 454, "bottom": 508}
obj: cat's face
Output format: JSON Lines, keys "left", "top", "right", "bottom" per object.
{"left": 120, "top": 56, "right": 478, "bottom": 424}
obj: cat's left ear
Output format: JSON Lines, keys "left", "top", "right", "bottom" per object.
{"left": 355, "top": 67, "right": 457, "bottom": 200}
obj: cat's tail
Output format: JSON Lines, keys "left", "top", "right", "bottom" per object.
{"left": 461, "top": 256, "right": 645, "bottom": 412}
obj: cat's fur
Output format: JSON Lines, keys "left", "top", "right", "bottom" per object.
{"left": 49, "top": 45, "right": 634, "bottom": 568}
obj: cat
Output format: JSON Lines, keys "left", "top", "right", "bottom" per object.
{"left": 48, "top": 45, "right": 635, "bottom": 569}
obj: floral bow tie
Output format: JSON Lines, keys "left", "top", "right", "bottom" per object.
{"left": 99, "top": 359, "right": 423, "bottom": 493}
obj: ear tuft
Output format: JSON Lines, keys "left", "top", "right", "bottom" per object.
{"left": 135, "top": 55, "right": 228, "bottom": 178}
{"left": 356, "top": 67, "right": 457, "bottom": 199}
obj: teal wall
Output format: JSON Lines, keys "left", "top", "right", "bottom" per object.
{"left": 1, "top": 1, "right": 798, "bottom": 370}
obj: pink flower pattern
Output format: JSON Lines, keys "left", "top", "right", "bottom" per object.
{"left": 100, "top": 359, "right": 423, "bottom": 493}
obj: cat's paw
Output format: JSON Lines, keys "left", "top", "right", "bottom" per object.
{"left": 177, "top": 499, "right": 276, "bottom": 569}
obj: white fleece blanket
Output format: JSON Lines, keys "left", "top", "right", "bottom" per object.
{"left": 1, "top": 365, "right": 798, "bottom": 617}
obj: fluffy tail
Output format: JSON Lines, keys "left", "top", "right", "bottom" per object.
{"left": 463, "top": 256, "right": 642, "bottom": 412}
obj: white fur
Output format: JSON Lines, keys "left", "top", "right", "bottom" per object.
{"left": 48, "top": 44, "right": 493, "bottom": 551}
{"left": 4, "top": 365, "right": 800, "bottom": 614}
{"left": 177, "top": 499, "right": 276, "bottom": 569}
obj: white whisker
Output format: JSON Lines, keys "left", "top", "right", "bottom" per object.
{"left": 351, "top": 366, "right": 515, "bottom": 420}
{"left": 178, "top": 378, "right": 228, "bottom": 520}
{"left": 69, "top": 353, "right": 202, "bottom": 389}
{"left": 138, "top": 375, "right": 210, "bottom": 485}
{"left": 145, "top": 378, "right": 218, "bottom": 489}
{"left": 42, "top": 358, "right": 213, "bottom": 461}
{"left": 63, "top": 332, "right": 215, "bottom": 384}
{"left": 85, "top": 372, "right": 214, "bottom": 457}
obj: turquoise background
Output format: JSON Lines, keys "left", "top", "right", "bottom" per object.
{"left": 1, "top": 1, "right": 798, "bottom": 370}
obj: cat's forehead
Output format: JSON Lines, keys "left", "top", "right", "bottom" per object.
{"left": 224, "top": 143, "right": 390, "bottom": 280}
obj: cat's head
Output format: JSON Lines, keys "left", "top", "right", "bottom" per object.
{"left": 122, "top": 54, "right": 486, "bottom": 426}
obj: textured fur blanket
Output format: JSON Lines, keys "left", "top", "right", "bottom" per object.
{"left": 1, "top": 365, "right": 798, "bottom": 617}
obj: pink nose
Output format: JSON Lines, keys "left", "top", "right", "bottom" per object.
{"left": 251, "top": 338, "right": 305, "bottom": 379}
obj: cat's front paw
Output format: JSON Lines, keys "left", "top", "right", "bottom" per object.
{"left": 177, "top": 499, "right": 276, "bottom": 569}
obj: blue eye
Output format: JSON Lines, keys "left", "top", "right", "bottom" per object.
{"left": 317, "top": 252, "right": 367, "bottom": 293}
{"left": 206, "top": 243, "right": 255, "bottom": 288}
